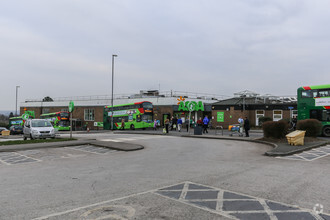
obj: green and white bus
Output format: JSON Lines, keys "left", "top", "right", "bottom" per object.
{"left": 9, "top": 110, "right": 35, "bottom": 126}
{"left": 297, "top": 84, "right": 330, "bottom": 136}
{"left": 103, "top": 101, "right": 153, "bottom": 130}
{"left": 40, "top": 111, "right": 70, "bottom": 131}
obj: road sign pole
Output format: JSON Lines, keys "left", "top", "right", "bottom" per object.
{"left": 68, "top": 101, "right": 74, "bottom": 139}
{"left": 70, "top": 112, "right": 72, "bottom": 139}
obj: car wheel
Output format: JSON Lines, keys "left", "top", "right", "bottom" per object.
{"left": 23, "top": 136, "right": 27, "bottom": 141}
{"left": 130, "top": 124, "right": 135, "bottom": 130}
{"left": 323, "top": 126, "right": 330, "bottom": 137}
{"left": 30, "top": 134, "right": 34, "bottom": 140}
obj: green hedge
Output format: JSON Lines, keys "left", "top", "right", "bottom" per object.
{"left": 296, "top": 119, "right": 322, "bottom": 137}
{"left": 258, "top": 116, "right": 272, "bottom": 126}
{"left": 262, "top": 121, "right": 288, "bottom": 139}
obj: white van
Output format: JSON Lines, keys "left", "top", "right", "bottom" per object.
{"left": 23, "top": 119, "right": 56, "bottom": 140}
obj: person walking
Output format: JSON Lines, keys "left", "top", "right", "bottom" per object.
{"left": 244, "top": 117, "right": 250, "bottom": 137}
{"left": 292, "top": 116, "right": 297, "bottom": 130}
{"left": 202, "top": 115, "right": 209, "bottom": 134}
{"left": 238, "top": 116, "right": 244, "bottom": 134}
{"left": 177, "top": 117, "right": 183, "bottom": 132}
{"left": 164, "top": 118, "right": 170, "bottom": 134}
{"left": 173, "top": 117, "right": 178, "bottom": 131}
{"left": 197, "top": 117, "right": 203, "bottom": 127}
{"left": 153, "top": 119, "right": 157, "bottom": 130}
{"left": 120, "top": 119, "right": 125, "bottom": 130}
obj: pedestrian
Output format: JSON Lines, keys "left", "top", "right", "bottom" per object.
{"left": 177, "top": 117, "right": 183, "bottom": 132}
{"left": 197, "top": 117, "right": 203, "bottom": 127}
{"left": 191, "top": 116, "right": 195, "bottom": 128}
{"left": 292, "top": 116, "right": 297, "bottom": 130}
{"left": 244, "top": 117, "right": 250, "bottom": 137}
{"left": 238, "top": 116, "right": 244, "bottom": 134}
{"left": 153, "top": 119, "right": 157, "bottom": 130}
{"left": 120, "top": 118, "right": 125, "bottom": 130}
{"left": 203, "top": 115, "right": 209, "bottom": 134}
{"left": 164, "top": 118, "right": 170, "bottom": 134}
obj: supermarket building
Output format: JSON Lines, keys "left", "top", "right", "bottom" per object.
{"left": 20, "top": 90, "right": 297, "bottom": 130}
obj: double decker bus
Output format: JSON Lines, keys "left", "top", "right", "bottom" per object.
{"left": 297, "top": 84, "right": 330, "bottom": 136}
{"left": 9, "top": 110, "right": 35, "bottom": 126}
{"left": 103, "top": 101, "right": 153, "bottom": 130}
{"left": 40, "top": 111, "right": 70, "bottom": 131}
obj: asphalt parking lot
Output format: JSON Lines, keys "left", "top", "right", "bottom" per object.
{"left": 0, "top": 132, "right": 329, "bottom": 219}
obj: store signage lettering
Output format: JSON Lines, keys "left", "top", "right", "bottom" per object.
{"left": 178, "top": 101, "right": 204, "bottom": 112}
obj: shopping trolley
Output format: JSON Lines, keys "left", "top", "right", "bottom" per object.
{"left": 228, "top": 124, "right": 243, "bottom": 137}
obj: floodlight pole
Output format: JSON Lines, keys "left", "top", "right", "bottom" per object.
{"left": 111, "top": 54, "right": 118, "bottom": 130}
{"left": 16, "top": 86, "right": 20, "bottom": 116}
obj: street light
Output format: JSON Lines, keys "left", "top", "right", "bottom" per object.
{"left": 15, "top": 86, "right": 20, "bottom": 116}
{"left": 111, "top": 54, "right": 118, "bottom": 130}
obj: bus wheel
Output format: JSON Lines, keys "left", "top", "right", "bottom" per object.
{"left": 323, "top": 126, "right": 330, "bottom": 137}
{"left": 130, "top": 124, "right": 135, "bottom": 130}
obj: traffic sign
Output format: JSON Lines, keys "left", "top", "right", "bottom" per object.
{"left": 22, "top": 113, "right": 29, "bottom": 120}
{"left": 69, "top": 101, "right": 74, "bottom": 112}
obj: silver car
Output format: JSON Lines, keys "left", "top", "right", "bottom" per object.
{"left": 23, "top": 119, "right": 56, "bottom": 140}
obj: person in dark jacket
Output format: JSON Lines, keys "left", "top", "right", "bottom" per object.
{"left": 244, "top": 117, "right": 250, "bottom": 137}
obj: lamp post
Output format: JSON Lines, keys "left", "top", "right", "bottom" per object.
{"left": 111, "top": 54, "right": 118, "bottom": 130}
{"left": 15, "top": 86, "right": 20, "bottom": 116}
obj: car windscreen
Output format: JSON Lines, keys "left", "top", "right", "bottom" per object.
{"left": 31, "top": 120, "right": 52, "bottom": 127}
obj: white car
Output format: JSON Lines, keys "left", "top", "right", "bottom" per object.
{"left": 23, "top": 119, "right": 56, "bottom": 140}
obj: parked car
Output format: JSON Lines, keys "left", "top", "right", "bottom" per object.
{"left": 23, "top": 119, "right": 56, "bottom": 140}
{"left": 0, "top": 127, "right": 9, "bottom": 135}
{"left": 10, "top": 125, "right": 23, "bottom": 135}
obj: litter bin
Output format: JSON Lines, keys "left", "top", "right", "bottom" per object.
{"left": 194, "top": 126, "right": 203, "bottom": 135}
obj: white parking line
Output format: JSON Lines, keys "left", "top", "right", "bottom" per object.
{"left": 277, "top": 147, "right": 330, "bottom": 161}
{"left": 98, "top": 135, "right": 172, "bottom": 143}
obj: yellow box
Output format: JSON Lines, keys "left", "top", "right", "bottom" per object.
{"left": 286, "top": 130, "right": 306, "bottom": 146}
{"left": 1, "top": 130, "right": 10, "bottom": 136}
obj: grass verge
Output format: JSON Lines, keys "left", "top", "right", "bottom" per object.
{"left": 0, "top": 138, "right": 76, "bottom": 146}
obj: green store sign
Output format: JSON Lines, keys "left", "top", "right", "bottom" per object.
{"left": 217, "top": 112, "right": 224, "bottom": 122}
{"left": 178, "top": 101, "right": 204, "bottom": 112}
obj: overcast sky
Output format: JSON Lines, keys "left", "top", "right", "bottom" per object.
{"left": 1, "top": 0, "right": 330, "bottom": 111}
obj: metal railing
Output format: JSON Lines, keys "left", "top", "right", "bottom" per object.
{"left": 215, "top": 126, "right": 223, "bottom": 136}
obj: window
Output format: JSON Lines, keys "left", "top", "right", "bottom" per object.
{"left": 142, "top": 102, "right": 153, "bottom": 109}
{"left": 113, "top": 116, "right": 129, "bottom": 123}
{"left": 84, "top": 109, "right": 95, "bottom": 121}
{"left": 322, "top": 110, "right": 330, "bottom": 121}
{"left": 60, "top": 112, "right": 69, "bottom": 118}
{"left": 291, "top": 110, "right": 298, "bottom": 118}
{"left": 311, "top": 109, "right": 330, "bottom": 122}
{"left": 142, "top": 115, "right": 153, "bottom": 123}
{"left": 318, "top": 90, "right": 330, "bottom": 97}
{"left": 301, "top": 90, "right": 318, "bottom": 98}
{"left": 255, "top": 110, "right": 265, "bottom": 126}
{"left": 273, "top": 110, "right": 282, "bottom": 121}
